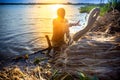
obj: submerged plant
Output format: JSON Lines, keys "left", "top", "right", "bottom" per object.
{"left": 34, "top": 58, "right": 40, "bottom": 64}
{"left": 33, "top": 57, "right": 47, "bottom": 65}
{"left": 78, "top": 72, "right": 99, "bottom": 80}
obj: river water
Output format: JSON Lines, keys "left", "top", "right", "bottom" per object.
{"left": 0, "top": 4, "right": 87, "bottom": 59}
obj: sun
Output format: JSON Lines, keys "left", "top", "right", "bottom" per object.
{"left": 51, "top": 4, "right": 64, "bottom": 12}
{"left": 50, "top": 4, "right": 64, "bottom": 18}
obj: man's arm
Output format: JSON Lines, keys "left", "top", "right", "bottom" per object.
{"left": 69, "top": 20, "right": 80, "bottom": 27}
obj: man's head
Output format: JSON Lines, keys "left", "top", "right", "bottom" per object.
{"left": 57, "top": 8, "right": 65, "bottom": 18}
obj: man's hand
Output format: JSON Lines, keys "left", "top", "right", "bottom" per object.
{"left": 75, "top": 20, "right": 80, "bottom": 26}
{"left": 69, "top": 20, "right": 81, "bottom": 27}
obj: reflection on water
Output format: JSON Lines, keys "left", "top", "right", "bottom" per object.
{"left": 0, "top": 5, "right": 87, "bottom": 59}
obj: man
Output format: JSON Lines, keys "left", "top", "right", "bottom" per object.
{"left": 52, "top": 8, "right": 80, "bottom": 54}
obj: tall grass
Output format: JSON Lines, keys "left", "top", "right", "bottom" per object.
{"left": 107, "top": 0, "right": 120, "bottom": 11}
{"left": 80, "top": 0, "right": 120, "bottom": 16}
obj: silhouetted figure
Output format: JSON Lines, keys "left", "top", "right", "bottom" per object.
{"left": 52, "top": 8, "right": 80, "bottom": 54}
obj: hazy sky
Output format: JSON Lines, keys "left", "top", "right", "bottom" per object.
{"left": 0, "top": 0, "right": 108, "bottom": 3}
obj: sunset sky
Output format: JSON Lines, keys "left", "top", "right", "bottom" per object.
{"left": 0, "top": 0, "right": 108, "bottom": 3}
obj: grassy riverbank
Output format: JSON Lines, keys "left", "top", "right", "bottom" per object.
{"left": 80, "top": 0, "right": 120, "bottom": 16}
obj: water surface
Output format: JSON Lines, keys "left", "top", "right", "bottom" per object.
{"left": 0, "top": 4, "right": 87, "bottom": 59}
